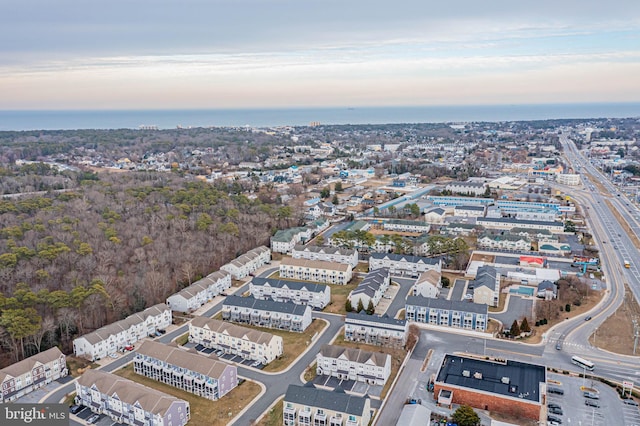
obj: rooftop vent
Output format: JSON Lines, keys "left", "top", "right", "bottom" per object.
{"left": 473, "top": 372, "right": 483, "bottom": 380}
{"left": 501, "top": 377, "right": 510, "bottom": 384}
{"left": 462, "top": 370, "right": 470, "bottom": 377}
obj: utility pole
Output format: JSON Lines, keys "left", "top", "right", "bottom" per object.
{"left": 633, "top": 318, "right": 639, "bottom": 355}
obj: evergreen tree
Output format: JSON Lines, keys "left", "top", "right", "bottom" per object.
{"left": 345, "top": 299, "right": 353, "bottom": 312}
{"left": 366, "top": 300, "right": 375, "bottom": 315}
{"left": 520, "top": 317, "right": 531, "bottom": 333}
{"left": 356, "top": 299, "right": 364, "bottom": 313}
{"left": 509, "top": 319, "right": 521, "bottom": 337}
{"left": 451, "top": 405, "right": 480, "bottom": 426}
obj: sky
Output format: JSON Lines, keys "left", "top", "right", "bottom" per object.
{"left": 1, "top": 0, "right": 639, "bottom": 110}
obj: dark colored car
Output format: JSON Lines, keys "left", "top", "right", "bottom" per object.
{"left": 622, "top": 398, "right": 639, "bottom": 406}
{"left": 69, "top": 405, "right": 83, "bottom": 414}
{"left": 585, "top": 399, "right": 600, "bottom": 408}
{"left": 549, "top": 406, "right": 563, "bottom": 415}
{"left": 548, "top": 403, "right": 561, "bottom": 410}
{"left": 547, "top": 414, "right": 562, "bottom": 424}
{"left": 548, "top": 386, "right": 564, "bottom": 395}
{"left": 585, "top": 316, "right": 592, "bottom": 321}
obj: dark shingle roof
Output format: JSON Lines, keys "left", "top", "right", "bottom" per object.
{"left": 223, "top": 295, "right": 310, "bottom": 316}
{"left": 370, "top": 253, "right": 440, "bottom": 265}
{"left": 251, "top": 277, "right": 328, "bottom": 293}
{"left": 477, "top": 217, "right": 563, "bottom": 227}
{"left": 345, "top": 312, "right": 406, "bottom": 329}
{"left": 284, "top": 384, "right": 368, "bottom": 416}
{"left": 406, "top": 296, "right": 488, "bottom": 314}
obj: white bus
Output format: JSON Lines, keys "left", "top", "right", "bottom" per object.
{"left": 572, "top": 355, "right": 594, "bottom": 371}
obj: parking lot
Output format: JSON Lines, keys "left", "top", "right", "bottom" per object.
{"left": 185, "top": 342, "right": 265, "bottom": 369}
{"left": 312, "top": 374, "right": 383, "bottom": 398}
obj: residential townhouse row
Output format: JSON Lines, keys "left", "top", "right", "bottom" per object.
{"left": 133, "top": 340, "right": 237, "bottom": 401}
{"left": 271, "top": 226, "right": 315, "bottom": 254}
{"left": 316, "top": 344, "right": 391, "bottom": 386}
{"left": 0, "top": 347, "right": 68, "bottom": 403}
{"left": 283, "top": 384, "right": 371, "bottom": 426}
{"left": 220, "top": 245, "right": 271, "bottom": 280}
{"left": 471, "top": 265, "right": 500, "bottom": 307}
{"left": 279, "top": 257, "right": 353, "bottom": 285}
{"left": 344, "top": 312, "right": 408, "bottom": 349}
{"left": 292, "top": 244, "right": 359, "bottom": 268}
{"left": 222, "top": 295, "right": 313, "bottom": 332}
{"left": 73, "top": 303, "right": 172, "bottom": 361}
{"left": 76, "top": 369, "right": 190, "bottom": 426}
{"left": 347, "top": 268, "right": 390, "bottom": 310}
{"left": 166, "top": 270, "right": 231, "bottom": 313}
{"left": 189, "top": 316, "right": 283, "bottom": 365}
{"left": 476, "top": 217, "right": 564, "bottom": 233}
{"left": 249, "top": 277, "right": 331, "bottom": 309}
{"left": 368, "top": 252, "right": 441, "bottom": 277}
{"left": 405, "top": 296, "right": 488, "bottom": 332}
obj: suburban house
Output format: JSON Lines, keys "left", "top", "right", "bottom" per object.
{"left": 75, "top": 369, "right": 190, "bottom": 426}
{"left": 412, "top": 269, "right": 442, "bottom": 298}
{"left": 405, "top": 296, "right": 488, "bottom": 332}
{"left": 344, "top": 312, "right": 408, "bottom": 349}
{"left": 381, "top": 219, "right": 431, "bottom": 233}
{"left": 537, "top": 280, "right": 558, "bottom": 299}
{"left": 316, "top": 344, "right": 391, "bottom": 386}
{"left": 283, "top": 383, "right": 371, "bottom": 426}
{"left": 292, "top": 244, "right": 359, "bottom": 268}
{"left": 133, "top": 340, "right": 237, "bottom": 401}
{"left": 189, "top": 316, "right": 283, "bottom": 364}
{"left": 222, "top": 296, "right": 313, "bottom": 332}
{"left": 477, "top": 232, "right": 531, "bottom": 251}
{"left": 220, "top": 246, "right": 271, "bottom": 280}
{"left": 369, "top": 253, "right": 441, "bottom": 276}
{"left": 471, "top": 265, "right": 500, "bottom": 307}
{"left": 0, "top": 347, "right": 68, "bottom": 403}
{"left": 347, "top": 268, "right": 390, "bottom": 310}
{"left": 279, "top": 257, "right": 353, "bottom": 285}
{"left": 166, "top": 270, "right": 231, "bottom": 312}
{"left": 73, "top": 303, "right": 172, "bottom": 361}
{"left": 249, "top": 277, "right": 331, "bottom": 309}
{"left": 271, "top": 226, "right": 313, "bottom": 254}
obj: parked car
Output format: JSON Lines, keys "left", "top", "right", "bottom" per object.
{"left": 124, "top": 345, "right": 134, "bottom": 351}
{"left": 251, "top": 360, "right": 262, "bottom": 367}
{"left": 547, "top": 414, "right": 562, "bottom": 424}
{"left": 585, "top": 399, "right": 600, "bottom": 408}
{"left": 87, "top": 414, "right": 100, "bottom": 424}
{"left": 548, "top": 386, "right": 564, "bottom": 395}
{"left": 622, "top": 398, "right": 639, "bottom": 406}
{"left": 156, "top": 329, "right": 166, "bottom": 335}
{"left": 547, "top": 403, "right": 562, "bottom": 410}
{"left": 549, "top": 406, "right": 563, "bottom": 415}
{"left": 583, "top": 391, "right": 599, "bottom": 399}
{"left": 585, "top": 316, "right": 592, "bottom": 321}
{"left": 69, "top": 405, "right": 83, "bottom": 414}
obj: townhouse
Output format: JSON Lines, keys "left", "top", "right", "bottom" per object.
{"left": 279, "top": 257, "right": 353, "bottom": 285}
{"left": 75, "top": 369, "right": 190, "bottom": 426}
{"left": 292, "top": 244, "right": 359, "bottom": 268}
{"left": 166, "top": 270, "right": 231, "bottom": 313}
{"left": 271, "top": 226, "right": 313, "bottom": 254}
{"left": 439, "top": 222, "right": 480, "bottom": 237}
{"left": 348, "top": 268, "right": 390, "bottom": 310}
{"left": 220, "top": 245, "right": 271, "bottom": 280}
{"left": 283, "top": 384, "right": 371, "bottom": 426}
{"left": 453, "top": 205, "right": 486, "bottom": 218}
{"left": 344, "top": 312, "right": 408, "bottom": 349}
{"left": 412, "top": 269, "right": 442, "bottom": 298}
{"left": 476, "top": 217, "right": 564, "bottom": 233}
{"left": 73, "top": 303, "right": 172, "bottom": 361}
{"left": 369, "top": 253, "right": 441, "bottom": 277}
{"left": 250, "top": 277, "right": 331, "bottom": 309}
{"left": 405, "top": 296, "right": 488, "bottom": 332}
{"left": 133, "top": 340, "right": 237, "bottom": 401}
{"left": 0, "top": 347, "right": 68, "bottom": 403}
{"left": 222, "top": 296, "right": 312, "bottom": 332}
{"left": 427, "top": 195, "right": 494, "bottom": 207}
{"left": 189, "top": 316, "right": 283, "bottom": 364}
{"left": 381, "top": 219, "right": 431, "bottom": 234}
{"left": 445, "top": 181, "right": 487, "bottom": 196}
{"left": 316, "top": 344, "right": 391, "bottom": 386}
{"left": 477, "top": 232, "right": 531, "bottom": 251}
{"left": 471, "top": 265, "right": 500, "bottom": 307}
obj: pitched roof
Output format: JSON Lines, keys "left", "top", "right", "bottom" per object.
{"left": 251, "top": 277, "right": 328, "bottom": 293}
{"left": 293, "top": 244, "right": 357, "bottom": 257}
{"left": 416, "top": 269, "right": 441, "bottom": 286}
{"left": 319, "top": 344, "right": 389, "bottom": 367}
{"left": 271, "top": 227, "right": 309, "bottom": 243}
{"left": 280, "top": 257, "right": 351, "bottom": 272}
{"left": 0, "top": 347, "right": 64, "bottom": 381}
{"left": 406, "top": 295, "right": 488, "bottom": 314}
{"left": 345, "top": 312, "right": 407, "bottom": 329}
{"left": 350, "top": 268, "right": 389, "bottom": 298}
{"left": 370, "top": 252, "right": 440, "bottom": 265}
{"left": 223, "top": 295, "right": 311, "bottom": 316}
{"left": 190, "top": 316, "right": 280, "bottom": 346}
{"left": 284, "top": 384, "right": 368, "bottom": 416}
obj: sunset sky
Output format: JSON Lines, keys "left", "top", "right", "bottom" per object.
{"left": 1, "top": 0, "right": 639, "bottom": 110}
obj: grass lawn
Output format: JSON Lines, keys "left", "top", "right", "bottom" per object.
{"left": 113, "top": 364, "right": 262, "bottom": 426}
{"left": 324, "top": 278, "right": 362, "bottom": 315}
{"left": 303, "top": 362, "right": 317, "bottom": 382}
{"left": 66, "top": 356, "right": 98, "bottom": 377}
{"left": 255, "top": 398, "right": 283, "bottom": 426}
{"left": 488, "top": 292, "right": 507, "bottom": 313}
{"left": 331, "top": 331, "right": 407, "bottom": 399}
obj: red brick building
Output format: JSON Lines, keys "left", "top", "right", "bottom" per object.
{"left": 433, "top": 354, "right": 546, "bottom": 420}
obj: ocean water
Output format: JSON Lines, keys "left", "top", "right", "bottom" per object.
{"left": 0, "top": 103, "right": 639, "bottom": 131}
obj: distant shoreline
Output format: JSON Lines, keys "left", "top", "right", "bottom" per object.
{"left": 1, "top": 103, "right": 639, "bottom": 131}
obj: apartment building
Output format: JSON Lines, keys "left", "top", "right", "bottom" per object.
{"left": 445, "top": 181, "right": 487, "bottom": 196}
{"left": 250, "top": 277, "right": 330, "bottom": 309}
{"left": 476, "top": 217, "right": 564, "bottom": 233}
{"left": 412, "top": 269, "right": 442, "bottom": 298}
{"left": 0, "top": 347, "right": 68, "bottom": 403}
{"left": 271, "top": 227, "right": 313, "bottom": 254}
{"left": 76, "top": 369, "right": 190, "bottom": 426}
{"left": 279, "top": 257, "right": 353, "bottom": 285}
{"left": 471, "top": 265, "right": 500, "bottom": 307}
{"left": 283, "top": 384, "right": 371, "bottom": 426}
{"left": 477, "top": 232, "right": 531, "bottom": 251}
{"left": 381, "top": 219, "right": 431, "bottom": 234}
{"left": 292, "top": 244, "right": 359, "bottom": 268}
{"left": 348, "top": 268, "right": 390, "bottom": 310}
{"left": 222, "top": 296, "right": 312, "bottom": 332}
{"left": 344, "top": 312, "right": 408, "bottom": 349}
{"left": 189, "top": 316, "right": 283, "bottom": 364}
{"left": 166, "top": 270, "right": 231, "bottom": 312}
{"left": 133, "top": 340, "right": 237, "bottom": 401}
{"left": 439, "top": 222, "right": 480, "bottom": 237}
{"left": 369, "top": 253, "right": 441, "bottom": 276}
{"left": 220, "top": 245, "right": 271, "bottom": 280}
{"left": 73, "top": 303, "right": 172, "bottom": 361}
{"left": 316, "top": 344, "right": 391, "bottom": 386}
{"left": 453, "top": 205, "right": 486, "bottom": 218}
{"left": 405, "top": 296, "right": 488, "bottom": 332}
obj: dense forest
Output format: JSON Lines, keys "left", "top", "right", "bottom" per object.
{"left": 0, "top": 169, "right": 300, "bottom": 366}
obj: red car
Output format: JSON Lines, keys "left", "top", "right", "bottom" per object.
{"left": 124, "top": 345, "right": 134, "bottom": 351}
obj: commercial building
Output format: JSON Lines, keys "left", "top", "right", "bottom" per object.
{"left": 292, "top": 244, "right": 359, "bottom": 268}
{"left": 283, "top": 383, "right": 371, "bottom": 426}
{"left": 0, "top": 347, "right": 68, "bottom": 403}
{"left": 405, "top": 296, "right": 488, "bottom": 332}
{"left": 75, "top": 369, "right": 190, "bottom": 426}
{"left": 189, "top": 316, "right": 283, "bottom": 364}
{"left": 348, "top": 268, "right": 390, "bottom": 310}
{"left": 220, "top": 245, "right": 271, "bottom": 280}
{"left": 316, "top": 344, "right": 391, "bottom": 386}
{"left": 73, "top": 303, "right": 172, "bottom": 361}
{"left": 344, "top": 312, "right": 408, "bottom": 349}
{"left": 433, "top": 354, "right": 546, "bottom": 420}
{"left": 369, "top": 253, "right": 441, "bottom": 276}
{"left": 222, "top": 296, "right": 312, "bottom": 332}
{"left": 280, "top": 257, "right": 353, "bottom": 285}
{"left": 250, "top": 277, "right": 331, "bottom": 309}
{"left": 133, "top": 340, "right": 237, "bottom": 400}
{"left": 166, "top": 271, "right": 231, "bottom": 313}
